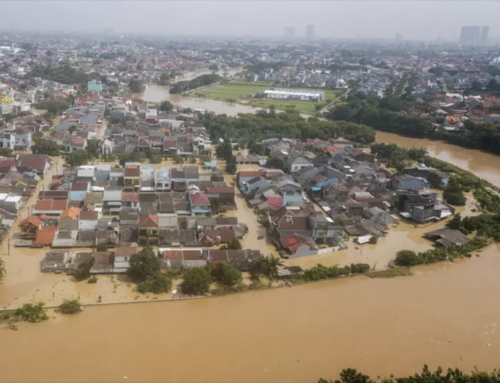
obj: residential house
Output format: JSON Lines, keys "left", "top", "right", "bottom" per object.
{"left": 124, "top": 165, "right": 140, "bottom": 192}
{"left": 138, "top": 214, "right": 159, "bottom": 245}
{"left": 391, "top": 174, "right": 424, "bottom": 190}
{"left": 69, "top": 182, "right": 90, "bottom": 201}
{"left": 188, "top": 189, "right": 211, "bottom": 215}
{"left": 19, "top": 215, "right": 43, "bottom": 239}
{"left": 280, "top": 233, "right": 318, "bottom": 258}
{"left": 363, "top": 206, "right": 396, "bottom": 224}
{"left": 79, "top": 210, "right": 99, "bottom": 230}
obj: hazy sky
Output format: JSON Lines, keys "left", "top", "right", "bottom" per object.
{"left": 2, "top": 0, "right": 498, "bottom": 41}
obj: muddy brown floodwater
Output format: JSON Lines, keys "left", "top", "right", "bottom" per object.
{"left": 1, "top": 245, "right": 500, "bottom": 383}
{"left": 376, "top": 131, "right": 500, "bottom": 188}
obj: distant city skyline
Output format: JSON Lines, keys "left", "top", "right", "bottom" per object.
{"left": 460, "top": 25, "right": 490, "bottom": 45}
{"left": 1, "top": 1, "right": 499, "bottom": 41}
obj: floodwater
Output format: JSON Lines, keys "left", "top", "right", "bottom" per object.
{"left": 376, "top": 131, "right": 500, "bottom": 188}
{"left": 1, "top": 244, "right": 500, "bottom": 383}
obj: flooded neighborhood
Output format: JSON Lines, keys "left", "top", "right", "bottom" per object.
{"left": 2, "top": 19, "right": 500, "bottom": 383}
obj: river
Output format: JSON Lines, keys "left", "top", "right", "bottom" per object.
{"left": 145, "top": 84, "right": 500, "bottom": 188}
{"left": 1, "top": 245, "right": 500, "bottom": 383}
{"left": 376, "top": 132, "right": 500, "bottom": 188}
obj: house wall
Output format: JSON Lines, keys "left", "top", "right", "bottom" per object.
{"left": 286, "top": 245, "right": 340, "bottom": 259}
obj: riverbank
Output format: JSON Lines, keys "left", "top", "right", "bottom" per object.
{"left": 1, "top": 244, "right": 499, "bottom": 383}
{"left": 376, "top": 131, "right": 500, "bottom": 188}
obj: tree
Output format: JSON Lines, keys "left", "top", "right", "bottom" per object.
{"left": 159, "top": 72, "right": 171, "bottom": 86}
{"left": 137, "top": 273, "right": 172, "bottom": 294}
{"left": 0, "top": 257, "right": 5, "bottom": 282}
{"left": 225, "top": 155, "right": 237, "bottom": 174}
{"left": 448, "top": 213, "right": 462, "bottom": 230}
{"left": 58, "top": 299, "right": 83, "bottom": 314}
{"left": 251, "top": 254, "right": 284, "bottom": 278}
{"left": 209, "top": 63, "right": 219, "bottom": 72}
{"left": 160, "top": 100, "right": 174, "bottom": 111}
{"left": 150, "top": 154, "right": 162, "bottom": 164}
{"left": 174, "top": 156, "right": 184, "bottom": 164}
{"left": 85, "top": 140, "right": 99, "bottom": 161}
{"left": 265, "top": 157, "right": 287, "bottom": 172}
{"left": 212, "top": 262, "right": 242, "bottom": 287}
{"left": 0, "top": 148, "right": 14, "bottom": 157}
{"left": 66, "top": 150, "right": 88, "bottom": 167}
{"left": 181, "top": 267, "right": 212, "bottom": 295}
{"left": 427, "top": 172, "right": 442, "bottom": 189}
{"left": 226, "top": 237, "right": 242, "bottom": 250}
{"left": 32, "top": 139, "right": 60, "bottom": 156}
{"left": 394, "top": 250, "right": 421, "bottom": 266}
{"left": 73, "top": 258, "right": 95, "bottom": 281}
{"left": 320, "top": 365, "right": 500, "bottom": 383}
{"left": 127, "top": 246, "right": 157, "bottom": 282}
{"left": 68, "top": 124, "right": 77, "bottom": 134}
{"left": 129, "top": 78, "right": 144, "bottom": 93}
{"left": 443, "top": 177, "right": 466, "bottom": 206}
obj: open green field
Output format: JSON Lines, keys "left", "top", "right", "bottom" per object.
{"left": 195, "top": 81, "right": 273, "bottom": 101}
{"left": 195, "top": 80, "right": 345, "bottom": 113}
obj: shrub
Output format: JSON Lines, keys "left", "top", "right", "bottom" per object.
{"left": 87, "top": 275, "right": 98, "bottom": 284}
{"left": 58, "top": 299, "right": 82, "bottom": 315}
{"left": 395, "top": 250, "right": 421, "bottom": 266}
{"left": 0, "top": 302, "right": 49, "bottom": 324}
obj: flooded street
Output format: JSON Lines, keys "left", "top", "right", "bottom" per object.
{"left": 1, "top": 245, "right": 500, "bottom": 383}
{"left": 376, "top": 131, "right": 500, "bottom": 188}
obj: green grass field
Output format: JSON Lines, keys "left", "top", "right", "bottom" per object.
{"left": 195, "top": 81, "right": 344, "bottom": 113}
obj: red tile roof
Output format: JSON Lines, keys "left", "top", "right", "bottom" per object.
{"left": 122, "top": 192, "right": 140, "bottom": 202}
{"left": 19, "top": 216, "right": 42, "bottom": 227}
{"left": 190, "top": 191, "right": 210, "bottom": 206}
{"left": 139, "top": 214, "right": 158, "bottom": 227}
{"left": 33, "top": 226, "right": 57, "bottom": 246}
{"left": 34, "top": 199, "right": 68, "bottom": 211}
{"left": 60, "top": 206, "right": 81, "bottom": 219}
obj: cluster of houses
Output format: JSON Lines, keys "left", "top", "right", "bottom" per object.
{"left": 237, "top": 137, "right": 455, "bottom": 258}
{"left": 40, "top": 246, "right": 263, "bottom": 275}
{"left": 19, "top": 161, "right": 242, "bottom": 249}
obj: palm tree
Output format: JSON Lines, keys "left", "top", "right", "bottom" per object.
{"left": 265, "top": 254, "right": 284, "bottom": 278}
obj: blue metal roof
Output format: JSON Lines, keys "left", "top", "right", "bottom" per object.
{"left": 311, "top": 178, "right": 337, "bottom": 191}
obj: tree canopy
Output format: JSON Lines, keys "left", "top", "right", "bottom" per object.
{"left": 319, "top": 365, "right": 500, "bottom": 383}
{"left": 180, "top": 267, "right": 212, "bottom": 295}
{"left": 170, "top": 74, "right": 221, "bottom": 94}
{"left": 202, "top": 110, "right": 375, "bottom": 144}
{"left": 30, "top": 64, "right": 88, "bottom": 85}
{"left": 212, "top": 262, "right": 242, "bottom": 287}
{"left": 31, "top": 139, "right": 60, "bottom": 156}
{"left": 331, "top": 92, "right": 500, "bottom": 156}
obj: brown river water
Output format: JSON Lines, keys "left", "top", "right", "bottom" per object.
{"left": 1, "top": 87, "right": 500, "bottom": 382}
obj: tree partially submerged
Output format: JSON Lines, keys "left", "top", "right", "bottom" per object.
{"left": 127, "top": 246, "right": 172, "bottom": 294}
{"left": 181, "top": 267, "right": 212, "bottom": 295}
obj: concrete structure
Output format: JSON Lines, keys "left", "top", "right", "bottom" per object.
{"left": 263, "top": 88, "right": 324, "bottom": 102}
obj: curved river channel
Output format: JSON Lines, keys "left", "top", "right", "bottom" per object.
{"left": 0, "top": 84, "right": 500, "bottom": 383}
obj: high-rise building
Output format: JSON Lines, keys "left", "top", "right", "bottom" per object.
{"left": 284, "top": 27, "right": 295, "bottom": 39}
{"left": 460, "top": 26, "right": 481, "bottom": 45}
{"left": 481, "top": 26, "right": 490, "bottom": 45}
{"left": 306, "top": 24, "right": 315, "bottom": 40}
